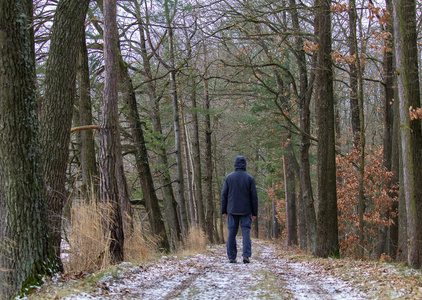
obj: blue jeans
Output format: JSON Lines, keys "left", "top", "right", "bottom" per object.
{"left": 226, "top": 213, "right": 252, "bottom": 260}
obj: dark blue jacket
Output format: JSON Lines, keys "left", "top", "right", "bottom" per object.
{"left": 221, "top": 156, "right": 258, "bottom": 216}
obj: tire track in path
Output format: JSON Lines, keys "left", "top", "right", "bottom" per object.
{"left": 63, "top": 239, "right": 365, "bottom": 299}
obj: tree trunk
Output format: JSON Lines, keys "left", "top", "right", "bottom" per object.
{"left": 203, "top": 61, "right": 215, "bottom": 243}
{"left": 272, "top": 200, "right": 278, "bottom": 240}
{"left": 135, "top": 17, "right": 181, "bottom": 248}
{"left": 115, "top": 126, "right": 134, "bottom": 236}
{"left": 289, "top": 0, "right": 315, "bottom": 253}
{"left": 215, "top": 137, "right": 226, "bottom": 243}
{"left": 314, "top": 0, "right": 339, "bottom": 258}
{"left": 78, "top": 22, "right": 97, "bottom": 196}
{"left": 392, "top": 0, "right": 422, "bottom": 268}
{"left": 89, "top": 0, "right": 133, "bottom": 237}
{"left": 182, "top": 110, "right": 196, "bottom": 226}
{"left": 100, "top": 0, "right": 124, "bottom": 264}
{"left": 348, "top": 0, "right": 360, "bottom": 145}
{"left": 165, "top": 0, "right": 189, "bottom": 237}
{"left": 0, "top": 2, "right": 59, "bottom": 297}
{"left": 284, "top": 151, "right": 298, "bottom": 247}
{"left": 121, "top": 62, "right": 171, "bottom": 251}
{"left": 190, "top": 80, "right": 206, "bottom": 231}
{"left": 377, "top": 0, "right": 397, "bottom": 259}
{"left": 39, "top": 0, "right": 90, "bottom": 262}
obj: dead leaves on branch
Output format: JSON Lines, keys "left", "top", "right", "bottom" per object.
{"left": 409, "top": 106, "right": 422, "bottom": 121}
{"left": 336, "top": 146, "right": 398, "bottom": 258}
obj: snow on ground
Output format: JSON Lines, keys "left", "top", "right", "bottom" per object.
{"left": 60, "top": 239, "right": 365, "bottom": 299}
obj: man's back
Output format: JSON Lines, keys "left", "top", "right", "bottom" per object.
{"left": 221, "top": 156, "right": 258, "bottom": 216}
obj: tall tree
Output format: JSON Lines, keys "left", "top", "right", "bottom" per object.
{"left": 39, "top": 0, "right": 90, "bottom": 262}
{"left": 164, "top": 0, "right": 189, "bottom": 237}
{"left": 377, "top": 0, "right": 397, "bottom": 258}
{"left": 314, "top": 0, "right": 339, "bottom": 257}
{"left": 77, "top": 22, "right": 98, "bottom": 195}
{"left": 347, "top": 0, "right": 366, "bottom": 258}
{"left": 285, "top": 141, "right": 298, "bottom": 247}
{"left": 134, "top": 3, "right": 181, "bottom": 249}
{"left": 348, "top": 0, "right": 360, "bottom": 144}
{"left": 289, "top": 0, "right": 316, "bottom": 252}
{"left": 392, "top": 0, "right": 422, "bottom": 268}
{"left": 0, "top": 1, "right": 59, "bottom": 298}
{"left": 120, "top": 60, "right": 171, "bottom": 251}
{"left": 203, "top": 43, "right": 215, "bottom": 243}
{"left": 100, "top": 0, "right": 124, "bottom": 264}
{"left": 190, "top": 79, "right": 206, "bottom": 231}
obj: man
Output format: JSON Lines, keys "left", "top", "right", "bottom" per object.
{"left": 221, "top": 155, "right": 258, "bottom": 263}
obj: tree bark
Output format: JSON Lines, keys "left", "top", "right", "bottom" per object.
{"left": 378, "top": 0, "right": 397, "bottom": 259}
{"left": 164, "top": 0, "right": 189, "bottom": 237}
{"left": 289, "top": 0, "right": 316, "bottom": 253}
{"left": 348, "top": 0, "right": 361, "bottom": 145}
{"left": 115, "top": 125, "right": 134, "bottom": 236}
{"left": 203, "top": 49, "right": 214, "bottom": 242}
{"left": 190, "top": 80, "right": 206, "bottom": 231}
{"left": 392, "top": 0, "right": 422, "bottom": 268}
{"left": 120, "top": 62, "right": 171, "bottom": 251}
{"left": 314, "top": 0, "right": 339, "bottom": 258}
{"left": 100, "top": 0, "right": 124, "bottom": 264}
{"left": 285, "top": 149, "right": 298, "bottom": 247}
{"left": 78, "top": 22, "right": 97, "bottom": 196}
{"left": 272, "top": 200, "right": 279, "bottom": 240}
{"left": 182, "top": 109, "right": 196, "bottom": 226}
{"left": 39, "top": 0, "right": 90, "bottom": 262}
{"left": 0, "top": 2, "right": 60, "bottom": 298}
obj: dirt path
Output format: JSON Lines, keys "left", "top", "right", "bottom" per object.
{"left": 60, "top": 239, "right": 365, "bottom": 299}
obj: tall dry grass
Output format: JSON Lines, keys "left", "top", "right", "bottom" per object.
{"left": 181, "top": 227, "right": 208, "bottom": 255}
{"left": 64, "top": 200, "right": 110, "bottom": 273}
{"left": 63, "top": 198, "right": 153, "bottom": 274}
{"left": 123, "top": 220, "right": 152, "bottom": 263}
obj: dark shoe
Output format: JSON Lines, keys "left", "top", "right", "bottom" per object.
{"left": 243, "top": 257, "right": 250, "bottom": 264}
{"left": 229, "top": 259, "right": 236, "bottom": 263}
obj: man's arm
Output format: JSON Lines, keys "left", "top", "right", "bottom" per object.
{"left": 221, "top": 178, "right": 229, "bottom": 215}
{"left": 250, "top": 177, "right": 258, "bottom": 218}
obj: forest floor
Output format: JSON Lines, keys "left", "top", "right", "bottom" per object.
{"left": 23, "top": 239, "right": 422, "bottom": 299}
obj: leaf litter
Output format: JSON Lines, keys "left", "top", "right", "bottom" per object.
{"left": 21, "top": 239, "right": 422, "bottom": 299}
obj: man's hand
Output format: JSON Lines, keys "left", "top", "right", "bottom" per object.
{"left": 223, "top": 213, "right": 227, "bottom": 217}
{"left": 252, "top": 215, "right": 257, "bottom": 220}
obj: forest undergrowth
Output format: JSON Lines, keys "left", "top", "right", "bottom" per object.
{"left": 22, "top": 233, "right": 422, "bottom": 299}
{"left": 16, "top": 198, "right": 422, "bottom": 299}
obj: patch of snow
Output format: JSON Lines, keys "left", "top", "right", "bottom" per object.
{"left": 62, "top": 239, "right": 366, "bottom": 299}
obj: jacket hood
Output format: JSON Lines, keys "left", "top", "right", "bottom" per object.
{"left": 234, "top": 155, "right": 247, "bottom": 171}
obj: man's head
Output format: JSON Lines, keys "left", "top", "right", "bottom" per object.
{"left": 234, "top": 155, "right": 247, "bottom": 170}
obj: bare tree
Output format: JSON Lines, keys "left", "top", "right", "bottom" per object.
{"left": 314, "top": 0, "right": 339, "bottom": 258}
{"left": 99, "top": 0, "right": 124, "bottom": 264}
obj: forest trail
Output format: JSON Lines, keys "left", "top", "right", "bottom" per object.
{"left": 57, "top": 239, "right": 366, "bottom": 299}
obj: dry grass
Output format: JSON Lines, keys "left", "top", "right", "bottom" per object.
{"left": 64, "top": 200, "right": 111, "bottom": 273}
{"left": 180, "top": 227, "right": 208, "bottom": 256}
{"left": 63, "top": 199, "right": 154, "bottom": 274}
{"left": 124, "top": 222, "right": 153, "bottom": 263}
